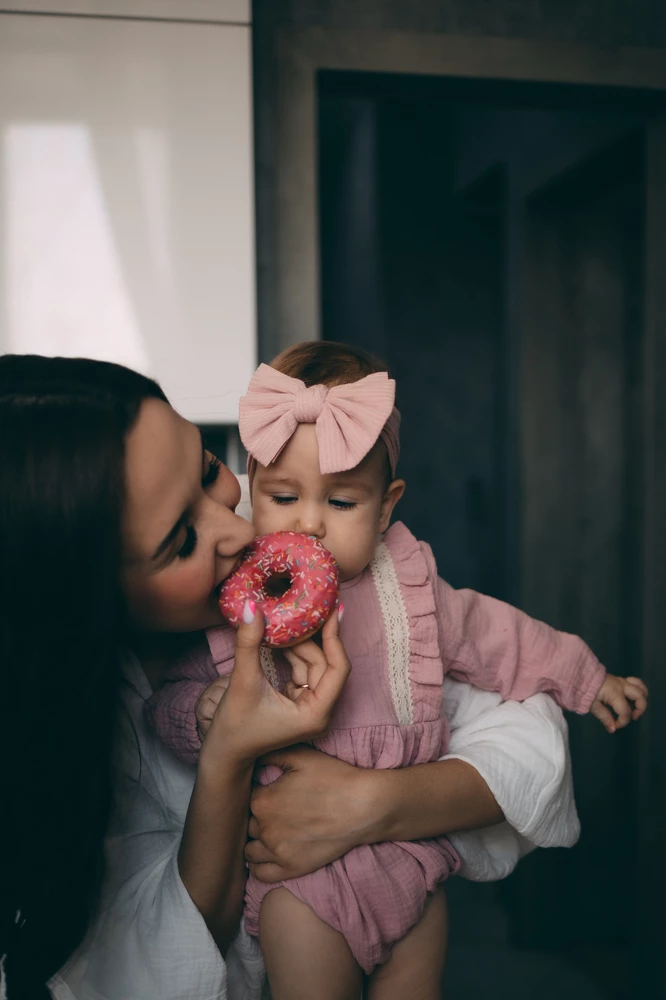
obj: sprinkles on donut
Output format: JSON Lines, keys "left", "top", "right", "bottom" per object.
{"left": 218, "top": 530, "right": 339, "bottom": 647}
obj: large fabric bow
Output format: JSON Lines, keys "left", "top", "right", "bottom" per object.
{"left": 239, "top": 364, "right": 398, "bottom": 474}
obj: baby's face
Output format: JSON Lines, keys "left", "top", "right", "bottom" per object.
{"left": 251, "top": 424, "right": 404, "bottom": 582}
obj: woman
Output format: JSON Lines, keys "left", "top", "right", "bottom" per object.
{"left": 0, "top": 356, "right": 578, "bottom": 999}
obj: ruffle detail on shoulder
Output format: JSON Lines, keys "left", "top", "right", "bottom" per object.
{"left": 381, "top": 522, "right": 445, "bottom": 725}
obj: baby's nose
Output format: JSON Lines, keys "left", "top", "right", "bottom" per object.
{"left": 297, "top": 508, "right": 326, "bottom": 539}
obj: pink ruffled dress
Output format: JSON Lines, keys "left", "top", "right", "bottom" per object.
{"left": 147, "top": 522, "right": 605, "bottom": 973}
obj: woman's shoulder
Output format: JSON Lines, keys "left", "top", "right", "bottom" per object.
{"left": 115, "top": 656, "right": 197, "bottom": 825}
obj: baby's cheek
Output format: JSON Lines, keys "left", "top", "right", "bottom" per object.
{"left": 252, "top": 504, "right": 286, "bottom": 536}
{"left": 338, "top": 522, "right": 379, "bottom": 577}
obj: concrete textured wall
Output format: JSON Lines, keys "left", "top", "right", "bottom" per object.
{"left": 252, "top": 0, "right": 666, "bottom": 357}
{"left": 255, "top": 0, "right": 665, "bottom": 48}
{"left": 251, "top": 6, "right": 666, "bottom": 994}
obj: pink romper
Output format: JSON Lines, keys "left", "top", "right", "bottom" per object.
{"left": 147, "top": 522, "right": 604, "bottom": 973}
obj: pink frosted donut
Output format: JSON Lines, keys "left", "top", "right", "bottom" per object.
{"left": 218, "top": 531, "right": 339, "bottom": 648}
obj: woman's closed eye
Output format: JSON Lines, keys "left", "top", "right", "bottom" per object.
{"left": 175, "top": 455, "right": 222, "bottom": 560}
{"left": 177, "top": 523, "right": 197, "bottom": 559}
{"left": 202, "top": 453, "right": 222, "bottom": 489}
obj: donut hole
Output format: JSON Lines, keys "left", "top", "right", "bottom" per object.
{"left": 263, "top": 573, "right": 293, "bottom": 599}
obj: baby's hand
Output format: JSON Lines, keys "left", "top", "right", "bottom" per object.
{"left": 591, "top": 674, "right": 648, "bottom": 733}
{"left": 282, "top": 642, "right": 328, "bottom": 701}
{"left": 282, "top": 607, "right": 346, "bottom": 702}
{"left": 195, "top": 675, "right": 232, "bottom": 741}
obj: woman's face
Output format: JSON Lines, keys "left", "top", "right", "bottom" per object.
{"left": 122, "top": 398, "right": 254, "bottom": 633}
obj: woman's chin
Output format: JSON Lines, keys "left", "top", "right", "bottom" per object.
{"left": 203, "top": 596, "right": 227, "bottom": 629}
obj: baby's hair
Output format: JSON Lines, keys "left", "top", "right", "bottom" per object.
{"left": 270, "top": 340, "right": 390, "bottom": 389}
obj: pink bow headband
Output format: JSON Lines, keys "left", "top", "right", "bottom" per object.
{"left": 239, "top": 364, "right": 400, "bottom": 480}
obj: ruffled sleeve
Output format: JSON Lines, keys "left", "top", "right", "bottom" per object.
{"left": 385, "top": 521, "right": 605, "bottom": 714}
{"left": 435, "top": 577, "right": 605, "bottom": 715}
{"left": 145, "top": 631, "right": 235, "bottom": 766}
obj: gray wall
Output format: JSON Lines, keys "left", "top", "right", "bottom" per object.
{"left": 251, "top": 6, "right": 666, "bottom": 995}
{"left": 253, "top": 0, "right": 666, "bottom": 358}
{"left": 255, "top": 0, "right": 664, "bottom": 45}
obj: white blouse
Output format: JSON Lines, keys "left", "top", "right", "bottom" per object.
{"left": 45, "top": 658, "right": 579, "bottom": 1000}
{"left": 42, "top": 479, "right": 580, "bottom": 999}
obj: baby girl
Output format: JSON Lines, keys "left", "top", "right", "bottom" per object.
{"left": 148, "top": 341, "right": 648, "bottom": 999}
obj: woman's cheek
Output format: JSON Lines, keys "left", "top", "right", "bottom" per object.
{"left": 167, "top": 558, "right": 216, "bottom": 605}
{"left": 140, "top": 561, "right": 211, "bottom": 620}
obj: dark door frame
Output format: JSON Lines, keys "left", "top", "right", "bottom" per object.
{"left": 261, "top": 25, "right": 666, "bottom": 352}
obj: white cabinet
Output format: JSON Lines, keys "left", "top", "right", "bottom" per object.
{"left": 0, "top": 7, "right": 255, "bottom": 424}
{"left": 1, "top": 3, "right": 249, "bottom": 21}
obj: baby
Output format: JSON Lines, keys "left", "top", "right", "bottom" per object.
{"left": 148, "top": 341, "right": 648, "bottom": 1000}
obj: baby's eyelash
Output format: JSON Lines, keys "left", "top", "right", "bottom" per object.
{"left": 202, "top": 454, "right": 222, "bottom": 488}
{"left": 269, "top": 494, "right": 358, "bottom": 510}
{"left": 177, "top": 524, "right": 197, "bottom": 559}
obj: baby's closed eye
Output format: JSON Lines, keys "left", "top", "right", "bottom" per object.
{"left": 270, "top": 494, "right": 297, "bottom": 506}
{"left": 328, "top": 498, "right": 358, "bottom": 510}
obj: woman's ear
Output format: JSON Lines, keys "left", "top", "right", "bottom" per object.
{"left": 378, "top": 479, "right": 406, "bottom": 534}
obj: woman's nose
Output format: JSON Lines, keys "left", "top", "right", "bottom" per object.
{"left": 214, "top": 505, "right": 255, "bottom": 557}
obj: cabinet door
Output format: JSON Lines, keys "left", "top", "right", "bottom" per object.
{"left": 0, "top": 12, "right": 255, "bottom": 423}
{"left": 1, "top": 3, "right": 249, "bottom": 21}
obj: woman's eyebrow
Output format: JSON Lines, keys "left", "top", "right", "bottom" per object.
{"left": 152, "top": 431, "right": 205, "bottom": 560}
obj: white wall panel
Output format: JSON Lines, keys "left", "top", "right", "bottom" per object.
{"left": 0, "top": 2, "right": 250, "bottom": 23}
{"left": 0, "top": 13, "right": 255, "bottom": 423}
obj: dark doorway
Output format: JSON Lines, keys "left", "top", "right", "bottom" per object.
{"left": 318, "top": 72, "right": 664, "bottom": 1000}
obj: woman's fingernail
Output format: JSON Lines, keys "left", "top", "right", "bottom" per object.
{"left": 243, "top": 599, "right": 257, "bottom": 624}
{"left": 337, "top": 602, "right": 345, "bottom": 623}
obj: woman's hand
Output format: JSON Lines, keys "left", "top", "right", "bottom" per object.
{"left": 180, "top": 604, "right": 348, "bottom": 952}
{"left": 246, "top": 747, "right": 375, "bottom": 881}
{"left": 246, "top": 749, "right": 504, "bottom": 883}
{"left": 201, "top": 602, "right": 350, "bottom": 768}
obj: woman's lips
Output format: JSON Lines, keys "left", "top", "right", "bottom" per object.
{"left": 214, "top": 554, "right": 243, "bottom": 597}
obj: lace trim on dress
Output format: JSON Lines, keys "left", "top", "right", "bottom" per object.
{"left": 370, "top": 541, "right": 414, "bottom": 726}
{"left": 260, "top": 645, "right": 278, "bottom": 688}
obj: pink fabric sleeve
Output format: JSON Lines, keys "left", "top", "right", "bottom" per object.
{"left": 145, "top": 639, "right": 218, "bottom": 766}
{"left": 433, "top": 571, "right": 606, "bottom": 714}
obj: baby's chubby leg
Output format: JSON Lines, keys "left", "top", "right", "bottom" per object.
{"left": 366, "top": 888, "right": 449, "bottom": 1000}
{"left": 259, "top": 887, "right": 362, "bottom": 1000}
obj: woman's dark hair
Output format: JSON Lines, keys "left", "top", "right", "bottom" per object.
{"left": 0, "top": 355, "right": 167, "bottom": 998}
